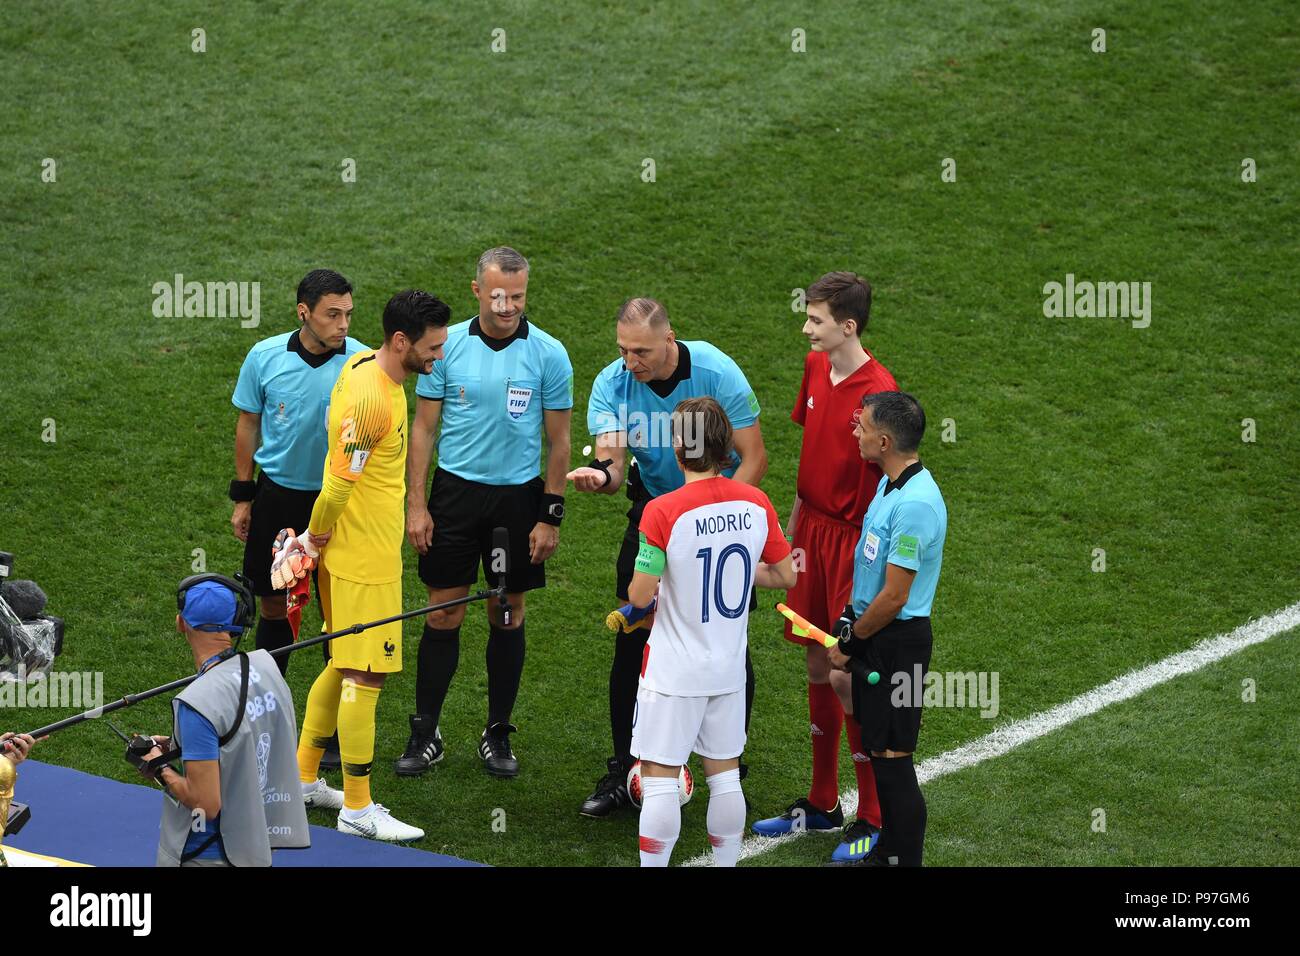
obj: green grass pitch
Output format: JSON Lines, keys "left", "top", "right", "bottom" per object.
{"left": 1, "top": 0, "right": 1296, "bottom": 867}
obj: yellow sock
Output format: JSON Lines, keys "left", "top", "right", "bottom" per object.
{"left": 339, "top": 681, "right": 381, "bottom": 810}
{"left": 297, "top": 666, "right": 344, "bottom": 783}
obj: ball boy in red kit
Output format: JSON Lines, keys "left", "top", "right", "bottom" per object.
{"left": 751, "top": 272, "right": 898, "bottom": 865}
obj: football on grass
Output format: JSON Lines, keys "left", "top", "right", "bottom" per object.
{"left": 626, "top": 761, "right": 694, "bottom": 808}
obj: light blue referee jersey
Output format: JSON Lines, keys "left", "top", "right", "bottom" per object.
{"left": 415, "top": 315, "right": 574, "bottom": 486}
{"left": 232, "top": 330, "right": 369, "bottom": 490}
{"left": 850, "top": 462, "right": 947, "bottom": 619}
{"left": 587, "top": 340, "right": 760, "bottom": 499}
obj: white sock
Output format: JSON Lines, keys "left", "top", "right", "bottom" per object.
{"left": 706, "top": 769, "right": 745, "bottom": 867}
{"left": 301, "top": 779, "right": 320, "bottom": 795}
{"left": 340, "top": 803, "right": 372, "bottom": 821}
{"left": 638, "top": 776, "right": 681, "bottom": 867}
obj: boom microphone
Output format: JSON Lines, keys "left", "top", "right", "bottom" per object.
{"left": 23, "top": 586, "right": 505, "bottom": 741}
{"left": 1, "top": 580, "right": 48, "bottom": 620}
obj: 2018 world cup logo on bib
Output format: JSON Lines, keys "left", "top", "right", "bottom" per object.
{"left": 507, "top": 385, "right": 533, "bottom": 420}
{"left": 257, "top": 732, "right": 272, "bottom": 790}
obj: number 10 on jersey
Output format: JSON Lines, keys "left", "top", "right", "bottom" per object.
{"left": 695, "top": 545, "right": 752, "bottom": 623}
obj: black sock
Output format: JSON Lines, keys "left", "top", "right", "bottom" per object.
{"left": 869, "top": 755, "right": 895, "bottom": 859}
{"left": 486, "top": 622, "right": 525, "bottom": 728}
{"left": 255, "top": 617, "right": 294, "bottom": 677}
{"left": 610, "top": 627, "right": 649, "bottom": 769}
{"left": 416, "top": 624, "right": 460, "bottom": 727}
{"left": 870, "top": 754, "right": 926, "bottom": 866}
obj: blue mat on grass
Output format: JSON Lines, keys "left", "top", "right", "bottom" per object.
{"left": 6, "top": 760, "right": 480, "bottom": 867}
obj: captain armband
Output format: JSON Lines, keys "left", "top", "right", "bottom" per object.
{"left": 634, "top": 534, "right": 666, "bottom": 576}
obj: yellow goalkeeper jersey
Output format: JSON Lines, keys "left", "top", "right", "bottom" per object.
{"left": 310, "top": 351, "right": 407, "bottom": 585}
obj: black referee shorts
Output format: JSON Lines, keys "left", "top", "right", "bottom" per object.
{"left": 615, "top": 496, "right": 759, "bottom": 612}
{"left": 242, "top": 473, "right": 318, "bottom": 597}
{"left": 852, "top": 616, "right": 933, "bottom": 753}
{"left": 418, "top": 468, "right": 546, "bottom": 594}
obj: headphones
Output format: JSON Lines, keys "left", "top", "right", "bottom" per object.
{"left": 175, "top": 572, "right": 256, "bottom": 636}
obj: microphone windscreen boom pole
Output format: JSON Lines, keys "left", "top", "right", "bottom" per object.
{"left": 2, "top": 580, "right": 48, "bottom": 619}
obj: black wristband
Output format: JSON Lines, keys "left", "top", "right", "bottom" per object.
{"left": 587, "top": 458, "right": 613, "bottom": 489}
{"left": 836, "top": 603, "right": 857, "bottom": 649}
{"left": 229, "top": 479, "right": 257, "bottom": 502}
{"left": 539, "top": 493, "right": 565, "bottom": 526}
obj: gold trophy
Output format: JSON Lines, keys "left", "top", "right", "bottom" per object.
{"left": 0, "top": 752, "right": 15, "bottom": 867}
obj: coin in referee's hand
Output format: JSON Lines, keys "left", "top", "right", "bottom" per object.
{"left": 582, "top": 445, "right": 592, "bottom": 457}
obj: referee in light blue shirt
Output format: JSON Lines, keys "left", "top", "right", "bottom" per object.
{"left": 827, "top": 391, "right": 947, "bottom": 867}
{"left": 230, "top": 269, "right": 368, "bottom": 681}
{"left": 402, "top": 247, "right": 573, "bottom": 779}
{"left": 566, "top": 297, "right": 769, "bottom": 817}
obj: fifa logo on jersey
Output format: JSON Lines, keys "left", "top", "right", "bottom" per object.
{"left": 276, "top": 401, "right": 288, "bottom": 423}
{"left": 507, "top": 384, "right": 533, "bottom": 420}
{"left": 863, "top": 531, "right": 880, "bottom": 563}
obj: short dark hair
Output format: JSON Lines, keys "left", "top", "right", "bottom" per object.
{"left": 382, "top": 290, "right": 451, "bottom": 343}
{"left": 673, "top": 396, "right": 734, "bottom": 473}
{"left": 806, "top": 271, "right": 872, "bottom": 338}
{"left": 297, "top": 269, "right": 353, "bottom": 311}
{"left": 862, "top": 391, "right": 925, "bottom": 453}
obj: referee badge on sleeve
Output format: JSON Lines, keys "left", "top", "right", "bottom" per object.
{"left": 507, "top": 384, "right": 533, "bottom": 420}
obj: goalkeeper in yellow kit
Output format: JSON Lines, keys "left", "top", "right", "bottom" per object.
{"left": 289, "top": 290, "right": 450, "bottom": 842}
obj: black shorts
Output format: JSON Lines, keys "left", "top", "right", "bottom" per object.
{"left": 418, "top": 468, "right": 546, "bottom": 593}
{"left": 615, "top": 495, "right": 758, "bottom": 613}
{"left": 242, "top": 473, "right": 319, "bottom": 596}
{"left": 851, "top": 616, "right": 933, "bottom": 753}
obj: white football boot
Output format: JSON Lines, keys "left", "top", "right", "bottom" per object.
{"left": 337, "top": 803, "right": 425, "bottom": 842}
{"left": 301, "top": 778, "right": 344, "bottom": 810}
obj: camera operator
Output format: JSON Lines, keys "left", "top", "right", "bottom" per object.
{"left": 142, "top": 575, "right": 309, "bottom": 866}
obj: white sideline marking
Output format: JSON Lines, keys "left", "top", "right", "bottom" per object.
{"left": 683, "top": 600, "right": 1300, "bottom": 866}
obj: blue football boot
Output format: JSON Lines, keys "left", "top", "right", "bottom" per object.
{"left": 751, "top": 798, "right": 844, "bottom": 836}
{"left": 829, "top": 819, "right": 881, "bottom": 864}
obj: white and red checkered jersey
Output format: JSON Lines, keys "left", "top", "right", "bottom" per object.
{"left": 637, "top": 476, "right": 791, "bottom": 696}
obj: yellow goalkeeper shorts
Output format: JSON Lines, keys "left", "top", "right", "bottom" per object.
{"left": 318, "top": 565, "right": 403, "bottom": 674}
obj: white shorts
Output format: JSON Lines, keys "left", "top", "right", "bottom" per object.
{"left": 630, "top": 684, "right": 746, "bottom": 766}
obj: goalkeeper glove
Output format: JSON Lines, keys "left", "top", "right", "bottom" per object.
{"left": 270, "top": 527, "right": 318, "bottom": 591}
{"left": 606, "top": 598, "right": 657, "bottom": 634}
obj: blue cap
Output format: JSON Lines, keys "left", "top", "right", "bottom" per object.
{"left": 181, "top": 581, "right": 242, "bottom": 634}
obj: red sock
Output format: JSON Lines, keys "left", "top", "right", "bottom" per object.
{"left": 845, "top": 717, "right": 881, "bottom": 827}
{"left": 807, "top": 682, "right": 844, "bottom": 812}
